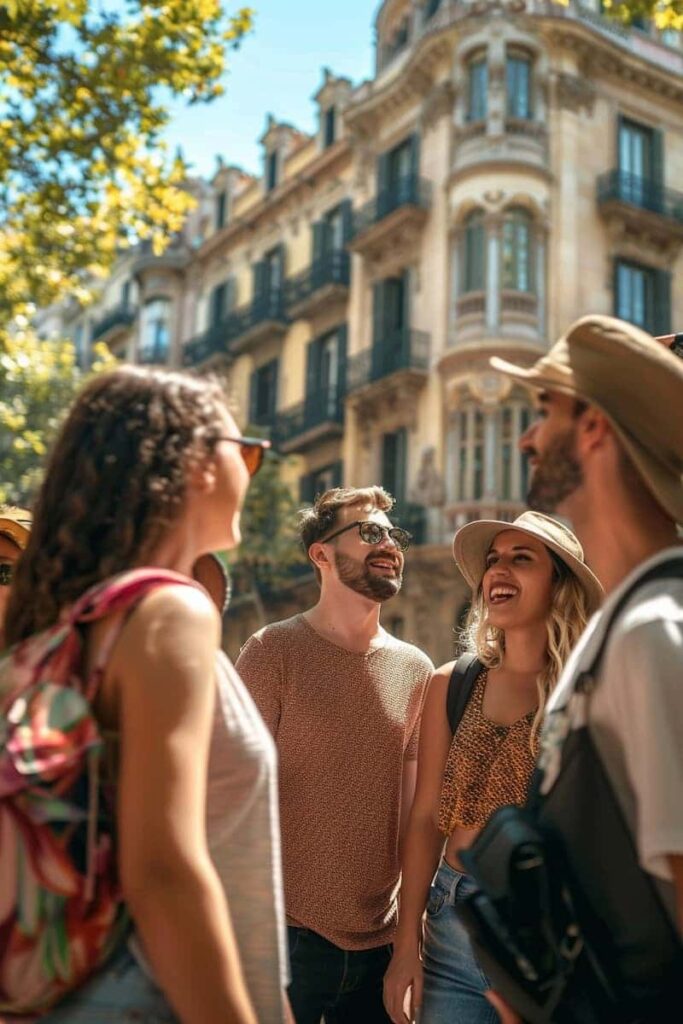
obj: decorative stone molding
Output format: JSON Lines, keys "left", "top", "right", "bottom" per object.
{"left": 468, "top": 370, "right": 514, "bottom": 406}
{"left": 419, "top": 79, "right": 456, "bottom": 131}
{"left": 553, "top": 71, "right": 596, "bottom": 115}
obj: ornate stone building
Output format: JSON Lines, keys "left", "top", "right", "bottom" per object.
{"left": 44, "top": 0, "right": 683, "bottom": 665}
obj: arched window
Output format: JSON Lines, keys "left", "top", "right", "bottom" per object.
{"left": 501, "top": 208, "right": 534, "bottom": 293}
{"left": 467, "top": 53, "right": 488, "bottom": 122}
{"left": 460, "top": 210, "right": 486, "bottom": 294}
{"left": 140, "top": 298, "right": 171, "bottom": 363}
{"left": 506, "top": 52, "right": 532, "bottom": 120}
{"left": 496, "top": 400, "right": 534, "bottom": 501}
{"left": 452, "top": 404, "right": 485, "bottom": 502}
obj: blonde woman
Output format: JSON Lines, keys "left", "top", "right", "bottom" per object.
{"left": 384, "top": 512, "right": 602, "bottom": 1024}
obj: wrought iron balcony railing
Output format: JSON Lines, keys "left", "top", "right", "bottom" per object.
{"left": 91, "top": 303, "right": 136, "bottom": 342}
{"left": 597, "top": 170, "right": 683, "bottom": 224}
{"left": 347, "top": 328, "right": 430, "bottom": 391}
{"left": 351, "top": 175, "right": 432, "bottom": 237}
{"left": 273, "top": 386, "right": 345, "bottom": 448}
{"left": 284, "top": 251, "right": 350, "bottom": 309}
{"left": 182, "top": 290, "right": 287, "bottom": 366}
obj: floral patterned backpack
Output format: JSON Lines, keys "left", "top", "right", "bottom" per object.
{"left": 0, "top": 568, "right": 197, "bottom": 1016}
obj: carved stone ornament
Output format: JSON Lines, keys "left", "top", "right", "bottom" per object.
{"left": 410, "top": 446, "right": 446, "bottom": 508}
{"left": 554, "top": 72, "right": 596, "bottom": 116}
{"left": 419, "top": 80, "right": 456, "bottom": 131}
{"left": 468, "top": 371, "right": 513, "bottom": 405}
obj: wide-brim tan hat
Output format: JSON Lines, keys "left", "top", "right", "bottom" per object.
{"left": 0, "top": 507, "right": 32, "bottom": 550}
{"left": 490, "top": 315, "right": 683, "bottom": 523}
{"left": 453, "top": 510, "right": 603, "bottom": 614}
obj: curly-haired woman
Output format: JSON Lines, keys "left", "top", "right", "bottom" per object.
{"left": 4, "top": 367, "right": 290, "bottom": 1024}
{"left": 383, "top": 512, "right": 603, "bottom": 1024}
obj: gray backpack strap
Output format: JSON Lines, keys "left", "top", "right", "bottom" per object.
{"left": 446, "top": 653, "right": 482, "bottom": 734}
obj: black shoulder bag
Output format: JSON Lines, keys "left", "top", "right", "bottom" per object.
{"left": 456, "top": 556, "right": 683, "bottom": 1024}
{"left": 446, "top": 652, "right": 483, "bottom": 734}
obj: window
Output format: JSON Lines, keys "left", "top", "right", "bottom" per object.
{"left": 382, "top": 428, "right": 408, "bottom": 504}
{"left": 210, "top": 282, "right": 228, "bottom": 326}
{"left": 73, "top": 323, "right": 86, "bottom": 367}
{"left": 120, "top": 280, "right": 131, "bottom": 308}
{"left": 497, "top": 403, "right": 532, "bottom": 501}
{"left": 501, "top": 208, "right": 534, "bottom": 292}
{"left": 325, "top": 205, "right": 345, "bottom": 252}
{"left": 506, "top": 54, "right": 532, "bottom": 119}
{"left": 323, "top": 106, "right": 336, "bottom": 148}
{"left": 140, "top": 298, "right": 170, "bottom": 363}
{"left": 266, "top": 150, "right": 278, "bottom": 192}
{"left": 249, "top": 358, "right": 279, "bottom": 426}
{"left": 300, "top": 461, "right": 343, "bottom": 504}
{"left": 467, "top": 56, "right": 488, "bottom": 121}
{"left": 454, "top": 406, "right": 485, "bottom": 501}
{"left": 424, "top": 0, "right": 442, "bottom": 19}
{"left": 215, "top": 190, "right": 228, "bottom": 230}
{"left": 614, "top": 259, "right": 671, "bottom": 335}
{"left": 618, "top": 118, "right": 655, "bottom": 181}
{"left": 460, "top": 210, "right": 486, "bottom": 293}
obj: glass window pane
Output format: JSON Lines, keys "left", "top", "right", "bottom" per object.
{"left": 468, "top": 58, "right": 488, "bottom": 121}
{"left": 502, "top": 210, "right": 533, "bottom": 292}
{"left": 506, "top": 56, "right": 531, "bottom": 119}
{"left": 461, "top": 211, "right": 485, "bottom": 293}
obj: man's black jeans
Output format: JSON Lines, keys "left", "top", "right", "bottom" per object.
{"left": 287, "top": 926, "right": 393, "bottom": 1023}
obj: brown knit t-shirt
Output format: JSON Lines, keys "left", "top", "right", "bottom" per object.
{"left": 236, "top": 614, "right": 433, "bottom": 950}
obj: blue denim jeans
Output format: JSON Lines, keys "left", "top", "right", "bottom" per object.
{"left": 419, "top": 860, "right": 498, "bottom": 1024}
{"left": 41, "top": 943, "right": 178, "bottom": 1023}
{"left": 288, "top": 925, "right": 392, "bottom": 1024}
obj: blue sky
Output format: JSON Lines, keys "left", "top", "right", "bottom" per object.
{"left": 163, "top": 1, "right": 378, "bottom": 180}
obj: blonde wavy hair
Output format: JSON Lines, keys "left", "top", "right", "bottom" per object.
{"left": 461, "top": 551, "right": 590, "bottom": 751}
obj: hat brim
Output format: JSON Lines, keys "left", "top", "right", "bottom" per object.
{"left": 490, "top": 355, "right": 683, "bottom": 524}
{"left": 0, "top": 518, "right": 31, "bottom": 551}
{"left": 453, "top": 519, "right": 603, "bottom": 615}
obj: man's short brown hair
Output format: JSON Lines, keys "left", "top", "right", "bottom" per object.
{"left": 298, "top": 486, "right": 394, "bottom": 582}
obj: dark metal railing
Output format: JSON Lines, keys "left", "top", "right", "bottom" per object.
{"left": 347, "top": 329, "right": 430, "bottom": 391}
{"left": 182, "top": 289, "right": 287, "bottom": 366}
{"left": 91, "top": 303, "right": 136, "bottom": 341}
{"left": 284, "top": 251, "right": 350, "bottom": 308}
{"left": 392, "top": 501, "right": 427, "bottom": 546}
{"left": 273, "top": 385, "right": 345, "bottom": 447}
{"left": 352, "top": 175, "right": 432, "bottom": 237}
{"left": 597, "top": 170, "right": 683, "bottom": 223}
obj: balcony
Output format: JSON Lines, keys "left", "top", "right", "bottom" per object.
{"left": 285, "top": 251, "right": 350, "bottom": 321}
{"left": 597, "top": 171, "right": 683, "bottom": 239}
{"left": 91, "top": 303, "right": 136, "bottom": 344}
{"left": 273, "top": 386, "right": 345, "bottom": 454}
{"left": 137, "top": 341, "right": 170, "bottom": 366}
{"left": 183, "top": 292, "right": 288, "bottom": 366}
{"left": 228, "top": 291, "right": 288, "bottom": 355}
{"left": 349, "top": 175, "right": 431, "bottom": 261}
{"left": 392, "top": 501, "right": 427, "bottom": 546}
{"left": 182, "top": 318, "right": 235, "bottom": 367}
{"left": 347, "top": 328, "right": 430, "bottom": 397}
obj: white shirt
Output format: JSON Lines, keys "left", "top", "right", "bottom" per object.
{"left": 546, "top": 547, "right": 683, "bottom": 897}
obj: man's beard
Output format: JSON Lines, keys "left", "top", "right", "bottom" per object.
{"left": 333, "top": 550, "right": 403, "bottom": 602}
{"left": 527, "top": 427, "right": 584, "bottom": 513}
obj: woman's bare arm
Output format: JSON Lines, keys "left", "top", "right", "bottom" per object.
{"left": 111, "top": 585, "right": 257, "bottom": 1024}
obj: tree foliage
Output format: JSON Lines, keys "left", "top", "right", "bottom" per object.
{"left": 229, "top": 446, "right": 311, "bottom": 618}
{"left": 0, "top": 1, "right": 253, "bottom": 324}
{"left": 598, "top": 0, "right": 683, "bottom": 29}
{"left": 0, "top": 327, "right": 117, "bottom": 503}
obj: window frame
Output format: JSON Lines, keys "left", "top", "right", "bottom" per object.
{"left": 467, "top": 54, "right": 488, "bottom": 122}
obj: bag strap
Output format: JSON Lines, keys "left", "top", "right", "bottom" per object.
{"left": 446, "top": 653, "right": 482, "bottom": 734}
{"left": 576, "top": 553, "right": 683, "bottom": 693}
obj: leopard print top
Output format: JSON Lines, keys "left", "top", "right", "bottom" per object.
{"left": 438, "top": 667, "right": 538, "bottom": 833}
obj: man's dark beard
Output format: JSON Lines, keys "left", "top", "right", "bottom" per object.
{"left": 527, "top": 427, "right": 584, "bottom": 513}
{"left": 333, "top": 550, "right": 403, "bottom": 602}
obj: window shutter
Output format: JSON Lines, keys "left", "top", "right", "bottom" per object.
{"left": 340, "top": 199, "right": 353, "bottom": 246}
{"left": 312, "top": 221, "right": 325, "bottom": 264}
{"left": 395, "top": 427, "right": 408, "bottom": 505}
{"left": 252, "top": 261, "right": 267, "bottom": 307}
{"left": 337, "top": 323, "right": 348, "bottom": 398}
{"left": 376, "top": 151, "right": 390, "bottom": 216}
{"left": 268, "top": 359, "right": 279, "bottom": 422}
{"left": 249, "top": 370, "right": 258, "bottom": 425}
{"left": 409, "top": 133, "right": 421, "bottom": 183}
{"left": 653, "top": 269, "right": 672, "bottom": 336}
{"left": 651, "top": 128, "right": 664, "bottom": 188}
{"left": 305, "top": 336, "right": 321, "bottom": 403}
{"left": 225, "top": 276, "right": 237, "bottom": 314}
{"left": 616, "top": 114, "right": 626, "bottom": 174}
{"left": 299, "top": 472, "right": 314, "bottom": 504}
{"left": 372, "top": 281, "right": 386, "bottom": 346}
{"left": 331, "top": 460, "right": 343, "bottom": 488}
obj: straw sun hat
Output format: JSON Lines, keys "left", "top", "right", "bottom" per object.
{"left": 490, "top": 315, "right": 683, "bottom": 524}
{"left": 453, "top": 510, "right": 603, "bottom": 614}
{"left": 0, "top": 507, "right": 32, "bottom": 551}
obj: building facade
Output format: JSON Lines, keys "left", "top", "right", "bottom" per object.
{"left": 44, "top": 0, "right": 683, "bottom": 665}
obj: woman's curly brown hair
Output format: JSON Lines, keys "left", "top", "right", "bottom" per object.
{"left": 5, "top": 365, "right": 229, "bottom": 644}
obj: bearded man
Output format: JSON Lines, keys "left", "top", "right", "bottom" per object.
{"left": 237, "top": 486, "right": 433, "bottom": 1024}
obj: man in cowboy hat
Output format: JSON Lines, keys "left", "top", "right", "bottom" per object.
{"left": 0, "top": 505, "right": 32, "bottom": 646}
{"left": 485, "top": 315, "right": 683, "bottom": 1021}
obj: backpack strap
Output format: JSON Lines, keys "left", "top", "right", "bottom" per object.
{"left": 446, "top": 653, "right": 483, "bottom": 734}
{"left": 576, "top": 553, "right": 683, "bottom": 693}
